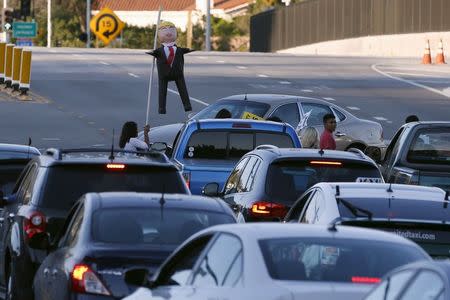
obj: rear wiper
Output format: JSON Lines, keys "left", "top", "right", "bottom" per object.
{"left": 338, "top": 199, "right": 373, "bottom": 220}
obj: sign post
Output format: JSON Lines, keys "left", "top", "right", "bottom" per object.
{"left": 90, "top": 7, "right": 124, "bottom": 46}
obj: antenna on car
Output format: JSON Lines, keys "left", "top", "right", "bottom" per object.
{"left": 386, "top": 183, "right": 393, "bottom": 193}
{"left": 318, "top": 149, "right": 324, "bottom": 156}
{"left": 109, "top": 129, "right": 115, "bottom": 161}
{"left": 244, "top": 94, "right": 247, "bottom": 100}
{"left": 335, "top": 185, "right": 340, "bottom": 197}
{"left": 327, "top": 217, "right": 341, "bottom": 232}
{"left": 27, "top": 137, "right": 32, "bottom": 159}
{"left": 444, "top": 191, "right": 449, "bottom": 209}
{"left": 159, "top": 185, "right": 166, "bottom": 221}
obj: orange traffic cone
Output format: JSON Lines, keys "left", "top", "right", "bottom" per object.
{"left": 436, "top": 39, "right": 446, "bottom": 64}
{"left": 422, "top": 40, "right": 432, "bottom": 64}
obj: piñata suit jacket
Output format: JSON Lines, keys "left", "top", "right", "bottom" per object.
{"left": 147, "top": 46, "right": 194, "bottom": 114}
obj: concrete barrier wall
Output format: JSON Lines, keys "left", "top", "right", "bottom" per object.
{"left": 277, "top": 32, "right": 450, "bottom": 57}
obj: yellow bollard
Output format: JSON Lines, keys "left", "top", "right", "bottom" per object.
{"left": 4, "top": 44, "right": 14, "bottom": 88}
{"left": 12, "top": 47, "right": 23, "bottom": 91}
{"left": 0, "top": 43, "right": 6, "bottom": 84}
{"left": 19, "top": 50, "right": 32, "bottom": 94}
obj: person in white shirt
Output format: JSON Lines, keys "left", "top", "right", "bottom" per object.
{"left": 119, "top": 121, "right": 150, "bottom": 152}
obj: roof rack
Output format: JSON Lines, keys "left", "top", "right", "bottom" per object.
{"left": 44, "top": 148, "right": 168, "bottom": 162}
{"left": 347, "top": 148, "right": 366, "bottom": 159}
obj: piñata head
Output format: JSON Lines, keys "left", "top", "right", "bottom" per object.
{"left": 158, "top": 21, "right": 177, "bottom": 44}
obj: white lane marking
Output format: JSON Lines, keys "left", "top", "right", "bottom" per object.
{"left": 380, "top": 66, "right": 450, "bottom": 74}
{"left": 100, "top": 61, "right": 110, "bottom": 65}
{"left": 50, "top": 50, "right": 57, "bottom": 53}
{"left": 91, "top": 144, "right": 106, "bottom": 147}
{"left": 72, "top": 54, "right": 81, "bottom": 57}
{"left": 197, "top": 56, "right": 207, "bottom": 60}
{"left": 387, "top": 121, "right": 393, "bottom": 124}
{"left": 88, "top": 121, "right": 95, "bottom": 125}
{"left": 167, "top": 88, "right": 209, "bottom": 106}
{"left": 373, "top": 116, "right": 388, "bottom": 121}
{"left": 301, "top": 89, "right": 313, "bottom": 93}
{"left": 237, "top": 66, "right": 248, "bottom": 69}
{"left": 385, "top": 71, "right": 444, "bottom": 78}
{"left": 346, "top": 106, "right": 360, "bottom": 111}
{"left": 248, "top": 83, "right": 268, "bottom": 89}
{"left": 42, "top": 138, "right": 61, "bottom": 141}
{"left": 258, "top": 74, "right": 269, "bottom": 78}
{"left": 128, "top": 73, "right": 140, "bottom": 78}
{"left": 323, "top": 97, "right": 336, "bottom": 101}
{"left": 372, "top": 64, "right": 450, "bottom": 99}
{"left": 279, "top": 81, "right": 291, "bottom": 85}
{"left": 216, "top": 60, "right": 225, "bottom": 63}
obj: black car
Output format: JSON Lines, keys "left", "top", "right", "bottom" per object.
{"left": 203, "top": 146, "right": 383, "bottom": 222}
{"left": 31, "top": 192, "right": 236, "bottom": 299}
{"left": 0, "top": 148, "right": 189, "bottom": 300}
{"left": 365, "top": 261, "right": 450, "bottom": 300}
{"left": 366, "top": 121, "right": 450, "bottom": 192}
{"left": 0, "top": 143, "right": 40, "bottom": 198}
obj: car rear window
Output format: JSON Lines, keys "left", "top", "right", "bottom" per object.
{"left": 40, "top": 165, "right": 186, "bottom": 210}
{"left": 266, "top": 160, "right": 382, "bottom": 205}
{"left": 194, "top": 100, "right": 270, "bottom": 119}
{"left": 259, "top": 237, "right": 426, "bottom": 283}
{"left": 407, "top": 128, "right": 450, "bottom": 164}
{"left": 92, "top": 208, "right": 235, "bottom": 245}
{"left": 184, "top": 131, "right": 294, "bottom": 159}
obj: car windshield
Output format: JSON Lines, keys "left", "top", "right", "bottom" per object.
{"left": 194, "top": 100, "right": 270, "bottom": 119}
{"left": 259, "top": 237, "right": 426, "bottom": 283}
{"left": 184, "top": 131, "right": 294, "bottom": 160}
{"left": 407, "top": 128, "right": 450, "bottom": 164}
{"left": 92, "top": 208, "right": 235, "bottom": 245}
{"left": 266, "top": 160, "right": 382, "bottom": 205}
{"left": 41, "top": 165, "right": 186, "bottom": 210}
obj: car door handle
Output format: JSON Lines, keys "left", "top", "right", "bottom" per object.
{"left": 335, "top": 132, "right": 346, "bottom": 137}
{"left": 43, "top": 268, "right": 50, "bottom": 277}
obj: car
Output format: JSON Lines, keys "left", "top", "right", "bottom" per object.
{"left": 190, "top": 94, "right": 386, "bottom": 151}
{"left": 123, "top": 223, "right": 430, "bottom": 300}
{"left": 203, "top": 147, "right": 383, "bottom": 222}
{"left": 0, "top": 143, "right": 40, "bottom": 198}
{"left": 365, "top": 121, "right": 450, "bottom": 192}
{"left": 31, "top": 192, "right": 236, "bottom": 300}
{"left": 160, "top": 119, "right": 301, "bottom": 195}
{"left": 364, "top": 260, "right": 450, "bottom": 300}
{"left": 285, "top": 182, "right": 449, "bottom": 258}
{"left": 0, "top": 148, "right": 189, "bottom": 300}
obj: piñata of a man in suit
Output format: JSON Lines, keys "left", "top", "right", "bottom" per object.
{"left": 146, "top": 21, "right": 193, "bottom": 114}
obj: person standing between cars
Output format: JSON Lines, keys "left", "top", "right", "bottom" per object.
{"left": 320, "top": 114, "right": 337, "bottom": 150}
{"left": 405, "top": 115, "right": 419, "bottom": 123}
{"left": 300, "top": 127, "right": 319, "bottom": 149}
{"left": 119, "top": 121, "right": 150, "bottom": 151}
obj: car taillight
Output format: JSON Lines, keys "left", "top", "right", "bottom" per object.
{"left": 310, "top": 160, "right": 342, "bottom": 166}
{"left": 23, "top": 211, "right": 46, "bottom": 240}
{"left": 71, "top": 264, "right": 110, "bottom": 296}
{"left": 249, "top": 201, "right": 288, "bottom": 219}
{"left": 351, "top": 276, "right": 381, "bottom": 284}
{"left": 106, "top": 163, "right": 125, "bottom": 170}
{"left": 182, "top": 171, "right": 191, "bottom": 189}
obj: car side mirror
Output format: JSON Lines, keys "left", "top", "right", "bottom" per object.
{"left": 150, "top": 142, "right": 168, "bottom": 152}
{"left": 28, "top": 232, "right": 50, "bottom": 250}
{"left": 202, "top": 183, "right": 220, "bottom": 197}
{"left": 124, "top": 268, "right": 151, "bottom": 287}
{"left": 364, "top": 146, "right": 382, "bottom": 163}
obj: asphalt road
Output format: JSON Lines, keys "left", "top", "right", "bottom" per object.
{"left": 1, "top": 47, "right": 449, "bottom": 150}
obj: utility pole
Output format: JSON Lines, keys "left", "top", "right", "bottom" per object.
{"left": 205, "top": 0, "right": 211, "bottom": 51}
{"left": 47, "top": 0, "right": 51, "bottom": 47}
{"left": 86, "top": 0, "right": 90, "bottom": 48}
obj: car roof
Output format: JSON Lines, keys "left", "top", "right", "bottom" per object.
{"left": 86, "top": 192, "right": 231, "bottom": 214}
{"left": 186, "top": 118, "right": 295, "bottom": 132}
{"left": 36, "top": 148, "right": 175, "bottom": 168}
{"left": 401, "top": 121, "right": 450, "bottom": 131}
{"left": 199, "top": 223, "right": 421, "bottom": 246}
{"left": 219, "top": 94, "right": 328, "bottom": 105}
{"left": 314, "top": 182, "right": 446, "bottom": 201}
{"left": 248, "top": 148, "right": 373, "bottom": 163}
{"left": 0, "top": 143, "right": 40, "bottom": 156}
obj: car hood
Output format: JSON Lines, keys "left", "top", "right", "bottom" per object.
{"left": 138, "top": 123, "right": 184, "bottom": 146}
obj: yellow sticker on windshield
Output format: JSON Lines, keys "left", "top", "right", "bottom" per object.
{"left": 241, "top": 111, "right": 264, "bottom": 120}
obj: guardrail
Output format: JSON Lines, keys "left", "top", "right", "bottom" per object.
{"left": 0, "top": 42, "right": 32, "bottom": 99}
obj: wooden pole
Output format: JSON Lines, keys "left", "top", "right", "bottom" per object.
{"left": 145, "top": 6, "right": 162, "bottom": 125}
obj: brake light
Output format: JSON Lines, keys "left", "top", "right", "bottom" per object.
{"left": 232, "top": 123, "right": 252, "bottom": 128}
{"left": 250, "top": 201, "right": 288, "bottom": 219}
{"left": 310, "top": 161, "right": 342, "bottom": 166}
{"left": 23, "top": 211, "right": 46, "bottom": 240}
{"left": 106, "top": 163, "right": 125, "bottom": 169}
{"left": 71, "top": 264, "right": 110, "bottom": 296}
{"left": 182, "top": 171, "right": 191, "bottom": 189}
{"left": 351, "top": 276, "right": 381, "bottom": 284}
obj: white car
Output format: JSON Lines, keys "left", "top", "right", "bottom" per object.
{"left": 124, "top": 223, "right": 429, "bottom": 300}
{"left": 284, "top": 183, "right": 448, "bottom": 258}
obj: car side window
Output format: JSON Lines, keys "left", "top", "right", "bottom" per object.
{"left": 331, "top": 107, "right": 346, "bottom": 122}
{"left": 191, "top": 233, "right": 243, "bottom": 287}
{"left": 224, "top": 158, "right": 249, "bottom": 195}
{"left": 245, "top": 159, "right": 261, "bottom": 192}
{"left": 383, "top": 127, "right": 404, "bottom": 164}
{"left": 157, "top": 235, "right": 213, "bottom": 286}
{"left": 365, "top": 269, "right": 416, "bottom": 300}
{"left": 63, "top": 205, "right": 84, "bottom": 247}
{"left": 286, "top": 190, "right": 315, "bottom": 222}
{"left": 237, "top": 157, "right": 257, "bottom": 193}
{"left": 56, "top": 202, "right": 81, "bottom": 247}
{"left": 300, "top": 197, "right": 317, "bottom": 224}
{"left": 270, "top": 103, "right": 300, "bottom": 127}
{"left": 17, "top": 164, "right": 38, "bottom": 205}
{"left": 302, "top": 103, "right": 333, "bottom": 126}
{"left": 399, "top": 270, "right": 445, "bottom": 300}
